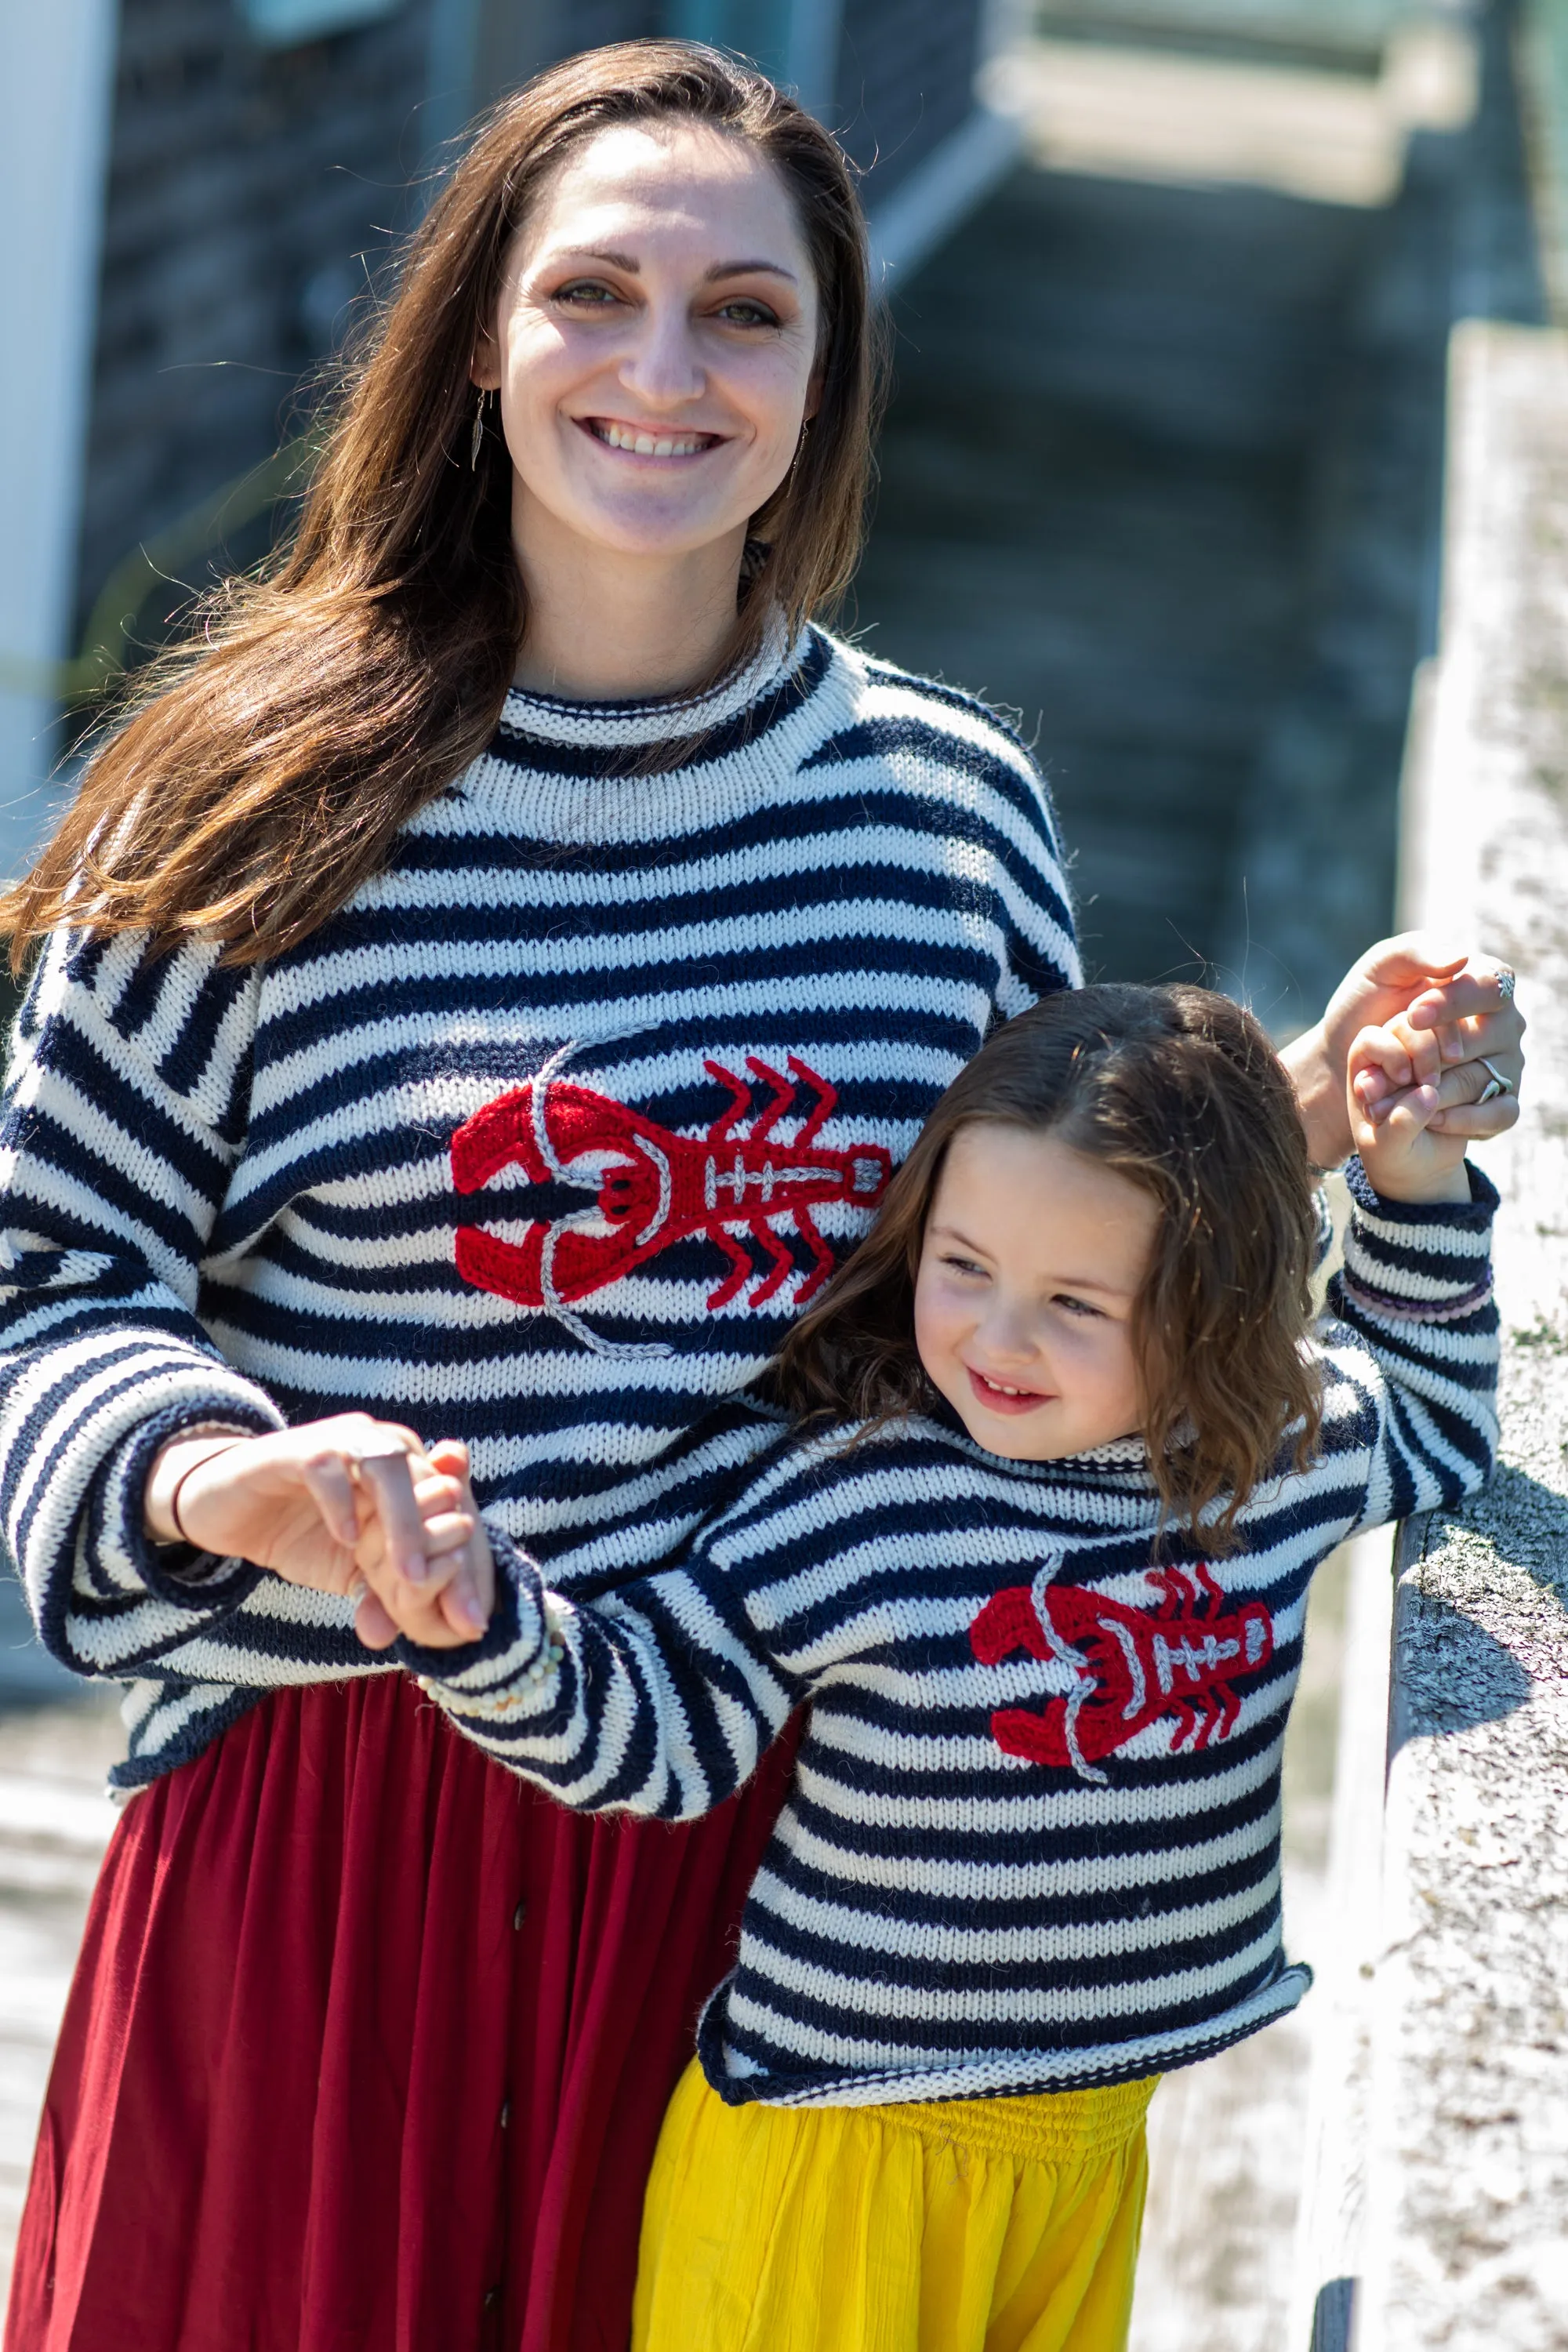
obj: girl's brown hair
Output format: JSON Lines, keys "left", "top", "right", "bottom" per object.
{"left": 776, "top": 984, "right": 1323, "bottom": 1548}
{"left": 4, "top": 40, "right": 879, "bottom": 973}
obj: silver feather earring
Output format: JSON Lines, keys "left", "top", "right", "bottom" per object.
{"left": 470, "top": 387, "right": 491, "bottom": 471}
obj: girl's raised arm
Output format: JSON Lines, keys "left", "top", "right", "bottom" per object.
{"left": 1311, "top": 1022, "right": 1501, "bottom": 1541}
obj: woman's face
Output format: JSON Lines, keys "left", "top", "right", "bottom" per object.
{"left": 913, "top": 1124, "right": 1157, "bottom": 1462}
{"left": 478, "top": 121, "right": 822, "bottom": 567}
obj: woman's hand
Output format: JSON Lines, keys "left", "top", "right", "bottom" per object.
{"left": 1280, "top": 934, "right": 1523, "bottom": 1166}
{"left": 143, "top": 1414, "right": 454, "bottom": 1619}
{"left": 1348, "top": 1018, "right": 1477, "bottom": 1205}
{"left": 350, "top": 1439, "right": 496, "bottom": 1653}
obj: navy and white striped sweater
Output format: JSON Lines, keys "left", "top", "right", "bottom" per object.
{"left": 0, "top": 625, "right": 1078, "bottom": 1787}
{"left": 402, "top": 1161, "right": 1498, "bottom": 2104}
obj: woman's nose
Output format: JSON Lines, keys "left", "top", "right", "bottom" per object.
{"left": 619, "top": 310, "right": 705, "bottom": 408}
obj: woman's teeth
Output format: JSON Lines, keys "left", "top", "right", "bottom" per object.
{"left": 593, "top": 422, "right": 711, "bottom": 457}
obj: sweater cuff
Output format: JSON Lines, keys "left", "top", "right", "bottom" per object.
{"left": 91, "top": 1396, "right": 281, "bottom": 1615}
{"left": 1342, "top": 1154, "right": 1499, "bottom": 1228}
{"left": 1336, "top": 1156, "right": 1497, "bottom": 1323}
{"left": 395, "top": 1530, "right": 558, "bottom": 1722}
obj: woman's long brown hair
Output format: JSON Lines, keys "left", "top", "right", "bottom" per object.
{"left": 4, "top": 41, "right": 880, "bottom": 973}
{"left": 775, "top": 985, "right": 1324, "bottom": 1549}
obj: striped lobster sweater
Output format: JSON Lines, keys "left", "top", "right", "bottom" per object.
{"left": 400, "top": 1160, "right": 1498, "bottom": 2103}
{"left": 0, "top": 624, "right": 1078, "bottom": 1788}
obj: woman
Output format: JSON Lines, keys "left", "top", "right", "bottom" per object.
{"left": 0, "top": 40, "right": 1522, "bottom": 2352}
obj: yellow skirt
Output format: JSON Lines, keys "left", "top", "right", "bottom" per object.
{"left": 632, "top": 2062, "right": 1157, "bottom": 2352}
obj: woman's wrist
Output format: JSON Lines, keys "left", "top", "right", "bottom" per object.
{"left": 1279, "top": 1022, "right": 1349, "bottom": 1169}
{"left": 143, "top": 1429, "right": 249, "bottom": 1544}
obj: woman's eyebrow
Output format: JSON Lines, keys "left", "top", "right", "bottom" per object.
{"left": 704, "top": 260, "right": 798, "bottom": 284}
{"left": 544, "top": 250, "right": 797, "bottom": 285}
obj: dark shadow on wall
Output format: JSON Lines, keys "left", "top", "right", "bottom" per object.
{"left": 1386, "top": 1464, "right": 1568, "bottom": 1761}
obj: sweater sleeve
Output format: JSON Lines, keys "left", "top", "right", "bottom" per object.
{"left": 0, "top": 929, "right": 285, "bottom": 1677}
{"left": 1313, "top": 1156, "right": 1499, "bottom": 1539}
{"left": 395, "top": 1492, "right": 810, "bottom": 1819}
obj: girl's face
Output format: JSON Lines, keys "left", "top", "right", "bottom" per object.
{"left": 913, "top": 1124, "right": 1158, "bottom": 1462}
{"left": 477, "top": 121, "right": 822, "bottom": 567}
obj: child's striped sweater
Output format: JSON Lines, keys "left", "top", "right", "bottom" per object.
{"left": 0, "top": 625, "right": 1077, "bottom": 1788}
{"left": 402, "top": 1161, "right": 1498, "bottom": 2103}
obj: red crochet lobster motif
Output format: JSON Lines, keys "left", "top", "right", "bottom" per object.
{"left": 452, "top": 1048, "right": 891, "bottom": 1323}
{"left": 968, "top": 1562, "right": 1273, "bottom": 1782}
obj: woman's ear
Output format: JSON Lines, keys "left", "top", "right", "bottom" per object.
{"left": 470, "top": 330, "right": 503, "bottom": 393}
{"left": 804, "top": 368, "right": 823, "bottom": 424}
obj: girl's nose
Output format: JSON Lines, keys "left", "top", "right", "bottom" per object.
{"left": 977, "top": 1301, "right": 1037, "bottom": 1363}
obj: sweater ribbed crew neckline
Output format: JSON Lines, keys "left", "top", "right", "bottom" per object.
{"left": 496, "top": 614, "right": 800, "bottom": 751}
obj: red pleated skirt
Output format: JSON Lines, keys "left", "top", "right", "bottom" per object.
{"left": 4, "top": 1673, "right": 796, "bottom": 2352}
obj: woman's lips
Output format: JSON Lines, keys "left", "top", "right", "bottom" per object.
{"left": 966, "top": 1367, "right": 1053, "bottom": 1417}
{"left": 579, "top": 417, "right": 722, "bottom": 459}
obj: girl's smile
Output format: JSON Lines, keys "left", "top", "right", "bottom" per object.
{"left": 914, "top": 1123, "right": 1158, "bottom": 1461}
{"left": 965, "top": 1367, "right": 1057, "bottom": 1415}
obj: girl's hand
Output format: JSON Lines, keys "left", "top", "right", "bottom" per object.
{"left": 350, "top": 1439, "right": 495, "bottom": 1652}
{"left": 1348, "top": 1018, "right": 1479, "bottom": 1204}
{"left": 1282, "top": 935, "right": 1523, "bottom": 1166}
{"left": 144, "top": 1414, "right": 441, "bottom": 1600}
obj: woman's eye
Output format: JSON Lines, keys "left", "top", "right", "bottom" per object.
{"left": 1054, "top": 1294, "right": 1104, "bottom": 1320}
{"left": 713, "top": 299, "right": 779, "bottom": 328}
{"left": 554, "top": 280, "right": 622, "bottom": 308}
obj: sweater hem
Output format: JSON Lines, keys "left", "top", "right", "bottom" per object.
{"left": 697, "top": 1962, "right": 1312, "bottom": 2110}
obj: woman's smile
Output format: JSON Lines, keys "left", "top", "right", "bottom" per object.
{"left": 580, "top": 416, "right": 727, "bottom": 459}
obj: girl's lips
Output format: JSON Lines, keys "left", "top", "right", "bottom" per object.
{"left": 966, "top": 1366, "right": 1053, "bottom": 1417}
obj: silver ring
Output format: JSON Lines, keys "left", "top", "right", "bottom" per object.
{"left": 1494, "top": 966, "right": 1516, "bottom": 1003}
{"left": 1476, "top": 1054, "right": 1514, "bottom": 1104}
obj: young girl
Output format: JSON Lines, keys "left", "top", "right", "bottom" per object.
{"left": 368, "top": 980, "right": 1498, "bottom": 2349}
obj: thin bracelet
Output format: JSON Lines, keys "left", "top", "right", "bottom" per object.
{"left": 166, "top": 1438, "right": 245, "bottom": 1545}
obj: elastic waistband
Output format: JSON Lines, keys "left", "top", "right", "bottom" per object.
{"left": 873, "top": 2075, "right": 1158, "bottom": 2165}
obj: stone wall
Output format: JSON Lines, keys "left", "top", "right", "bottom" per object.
{"left": 1293, "top": 318, "right": 1568, "bottom": 2352}
{"left": 1359, "top": 315, "right": 1568, "bottom": 2352}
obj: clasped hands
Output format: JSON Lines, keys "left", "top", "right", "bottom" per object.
{"left": 144, "top": 1416, "right": 495, "bottom": 1651}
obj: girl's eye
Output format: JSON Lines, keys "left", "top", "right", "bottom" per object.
{"left": 1054, "top": 1294, "right": 1105, "bottom": 1320}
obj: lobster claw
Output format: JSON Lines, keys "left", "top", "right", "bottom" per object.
{"left": 452, "top": 1080, "right": 677, "bottom": 1311}
{"left": 969, "top": 1584, "right": 1051, "bottom": 1665}
{"left": 455, "top": 1207, "right": 655, "bottom": 1312}
{"left": 452, "top": 1080, "right": 664, "bottom": 1194}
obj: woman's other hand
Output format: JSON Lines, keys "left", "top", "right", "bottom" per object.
{"left": 350, "top": 1439, "right": 495, "bottom": 1653}
{"left": 143, "top": 1414, "right": 441, "bottom": 1604}
{"left": 1280, "top": 934, "right": 1523, "bottom": 1166}
{"left": 1347, "top": 1018, "right": 1479, "bottom": 1205}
